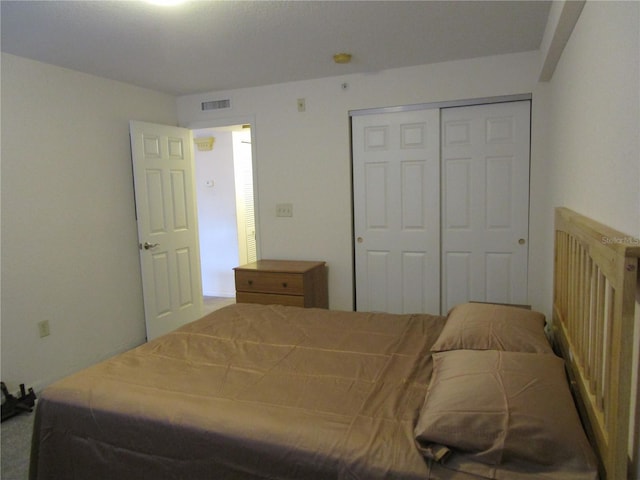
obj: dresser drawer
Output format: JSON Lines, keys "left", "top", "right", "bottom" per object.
{"left": 235, "top": 270, "right": 304, "bottom": 295}
{"left": 236, "top": 292, "right": 305, "bottom": 307}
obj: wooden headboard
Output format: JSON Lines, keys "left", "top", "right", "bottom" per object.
{"left": 553, "top": 207, "right": 640, "bottom": 479}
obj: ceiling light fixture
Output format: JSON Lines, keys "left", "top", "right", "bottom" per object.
{"left": 145, "top": 0, "right": 186, "bottom": 6}
{"left": 333, "top": 53, "right": 352, "bottom": 64}
{"left": 194, "top": 137, "right": 215, "bottom": 151}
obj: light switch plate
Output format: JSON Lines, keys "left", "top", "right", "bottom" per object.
{"left": 276, "top": 203, "right": 293, "bottom": 217}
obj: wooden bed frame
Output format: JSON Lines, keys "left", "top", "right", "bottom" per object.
{"left": 553, "top": 207, "right": 640, "bottom": 479}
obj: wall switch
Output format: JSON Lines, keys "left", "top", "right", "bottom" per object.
{"left": 297, "top": 98, "right": 306, "bottom": 112}
{"left": 38, "top": 320, "right": 50, "bottom": 338}
{"left": 276, "top": 203, "right": 293, "bottom": 217}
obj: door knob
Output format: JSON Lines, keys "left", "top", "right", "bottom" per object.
{"left": 356, "top": 237, "right": 364, "bottom": 244}
{"left": 518, "top": 238, "right": 526, "bottom": 245}
{"left": 142, "top": 242, "right": 159, "bottom": 250}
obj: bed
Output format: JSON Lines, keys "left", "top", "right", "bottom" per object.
{"left": 29, "top": 207, "right": 639, "bottom": 479}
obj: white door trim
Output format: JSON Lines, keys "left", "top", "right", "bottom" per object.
{"left": 350, "top": 93, "right": 532, "bottom": 117}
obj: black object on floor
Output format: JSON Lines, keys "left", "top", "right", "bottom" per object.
{"left": 1, "top": 382, "right": 37, "bottom": 422}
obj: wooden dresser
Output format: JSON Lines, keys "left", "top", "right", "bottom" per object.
{"left": 234, "top": 260, "right": 328, "bottom": 308}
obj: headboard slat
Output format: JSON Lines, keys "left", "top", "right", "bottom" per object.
{"left": 553, "top": 207, "right": 639, "bottom": 479}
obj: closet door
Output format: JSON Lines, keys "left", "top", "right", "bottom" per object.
{"left": 352, "top": 109, "right": 440, "bottom": 314}
{"left": 441, "top": 101, "right": 531, "bottom": 311}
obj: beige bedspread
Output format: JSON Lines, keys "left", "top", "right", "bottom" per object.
{"left": 30, "top": 304, "right": 447, "bottom": 480}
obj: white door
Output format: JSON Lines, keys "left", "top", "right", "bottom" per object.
{"left": 352, "top": 109, "right": 441, "bottom": 314}
{"left": 441, "top": 101, "right": 530, "bottom": 311}
{"left": 130, "top": 121, "right": 203, "bottom": 340}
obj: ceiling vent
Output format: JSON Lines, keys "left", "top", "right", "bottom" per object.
{"left": 201, "top": 99, "right": 231, "bottom": 111}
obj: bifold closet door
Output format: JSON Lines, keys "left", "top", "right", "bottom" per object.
{"left": 352, "top": 109, "right": 440, "bottom": 314}
{"left": 440, "top": 101, "right": 531, "bottom": 312}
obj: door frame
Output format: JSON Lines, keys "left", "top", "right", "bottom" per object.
{"left": 350, "top": 93, "right": 532, "bottom": 118}
{"left": 349, "top": 93, "right": 532, "bottom": 312}
{"left": 185, "top": 115, "right": 261, "bottom": 268}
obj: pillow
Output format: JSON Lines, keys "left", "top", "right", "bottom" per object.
{"left": 431, "top": 302, "right": 552, "bottom": 353}
{"left": 414, "top": 350, "right": 598, "bottom": 474}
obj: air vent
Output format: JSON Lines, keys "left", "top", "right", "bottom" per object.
{"left": 201, "top": 99, "right": 231, "bottom": 111}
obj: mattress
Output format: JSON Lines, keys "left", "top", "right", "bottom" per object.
{"left": 30, "top": 304, "right": 447, "bottom": 480}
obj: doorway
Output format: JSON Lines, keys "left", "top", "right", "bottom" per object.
{"left": 192, "top": 124, "right": 256, "bottom": 299}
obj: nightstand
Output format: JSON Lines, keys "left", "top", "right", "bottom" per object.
{"left": 234, "top": 260, "right": 328, "bottom": 308}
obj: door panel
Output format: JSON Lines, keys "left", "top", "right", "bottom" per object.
{"left": 441, "top": 101, "right": 530, "bottom": 311}
{"left": 130, "top": 121, "right": 203, "bottom": 340}
{"left": 485, "top": 156, "right": 513, "bottom": 227}
{"left": 485, "top": 252, "right": 512, "bottom": 303}
{"left": 402, "top": 251, "right": 430, "bottom": 312}
{"left": 444, "top": 159, "right": 472, "bottom": 228}
{"left": 170, "top": 171, "right": 188, "bottom": 229}
{"left": 365, "top": 163, "right": 389, "bottom": 228}
{"left": 146, "top": 170, "right": 165, "bottom": 232}
{"left": 444, "top": 252, "right": 471, "bottom": 309}
{"left": 176, "top": 247, "right": 195, "bottom": 306}
{"left": 366, "top": 250, "right": 390, "bottom": 312}
{"left": 402, "top": 161, "right": 427, "bottom": 228}
{"left": 151, "top": 252, "right": 171, "bottom": 315}
{"left": 353, "top": 109, "right": 440, "bottom": 314}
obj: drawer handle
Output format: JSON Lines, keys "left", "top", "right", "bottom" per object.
{"left": 282, "top": 282, "right": 288, "bottom": 288}
{"left": 248, "top": 280, "right": 253, "bottom": 286}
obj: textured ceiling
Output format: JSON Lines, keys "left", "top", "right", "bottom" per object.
{"left": 1, "top": 1, "right": 551, "bottom": 96}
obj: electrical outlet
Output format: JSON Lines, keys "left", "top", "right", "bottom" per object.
{"left": 276, "top": 203, "right": 293, "bottom": 217}
{"left": 38, "top": 320, "right": 50, "bottom": 338}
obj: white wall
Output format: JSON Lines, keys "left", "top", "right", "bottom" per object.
{"left": 543, "top": 2, "right": 640, "bottom": 473}
{"left": 547, "top": 1, "right": 639, "bottom": 237}
{"left": 178, "top": 51, "right": 547, "bottom": 313}
{"left": 1, "top": 53, "right": 178, "bottom": 393}
{"left": 194, "top": 130, "right": 239, "bottom": 297}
